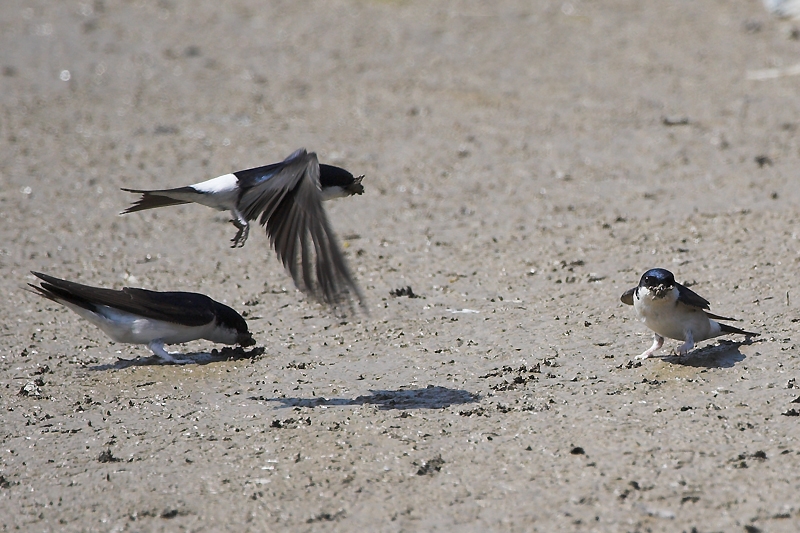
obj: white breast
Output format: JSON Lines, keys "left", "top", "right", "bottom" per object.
{"left": 633, "top": 287, "right": 716, "bottom": 342}
{"left": 319, "top": 185, "right": 347, "bottom": 201}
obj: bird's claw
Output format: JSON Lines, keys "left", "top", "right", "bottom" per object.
{"left": 230, "top": 220, "right": 249, "bottom": 248}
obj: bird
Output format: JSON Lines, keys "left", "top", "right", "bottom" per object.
{"left": 620, "top": 268, "right": 758, "bottom": 359}
{"left": 121, "top": 148, "right": 365, "bottom": 309}
{"left": 28, "top": 271, "right": 255, "bottom": 364}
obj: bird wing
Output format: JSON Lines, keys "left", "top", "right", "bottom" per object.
{"left": 237, "top": 149, "right": 364, "bottom": 309}
{"left": 675, "top": 282, "right": 741, "bottom": 322}
{"left": 704, "top": 310, "right": 738, "bottom": 322}
{"left": 120, "top": 288, "right": 217, "bottom": 326}
{"left": 30, "top": 272, "right": 215, "bottom": 327}
{"left": 620, "top": 287, "right": 635, "bottom": 305}
{"left": 675, "top": 282, "right": 711, "bottom": 310}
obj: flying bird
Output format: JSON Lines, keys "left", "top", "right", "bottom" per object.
{"left": 121, "top": 148, "right": 365, "bottom": 309}
{"left": 621, "top": 268, "right": 758, "bottom": 359}
{"left": 29, "top": 271, "right": 255, "bottom": 364}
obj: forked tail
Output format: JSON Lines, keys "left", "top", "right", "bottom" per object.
{"left": 719, "top": 322, "right": 759, "bottom": 337}
{"left": 120, "top": 188, "right": 191, "bottom": 214}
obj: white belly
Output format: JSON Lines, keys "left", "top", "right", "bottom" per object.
{"left": 633, "top": 293, "right": 717, "bottom": 342}
{"left": 62, "top": 302, "right": 214, "bottom": 345}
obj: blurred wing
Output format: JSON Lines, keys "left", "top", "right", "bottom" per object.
{"left": 237, "top": 149, "right": 364, "bottom": 309}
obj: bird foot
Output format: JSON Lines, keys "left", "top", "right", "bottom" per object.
{"left": 230, "top": 219, "right": 249, "bottom": 248}
{"left": 636, "top": 334, "right": 664, "bottom": 360}
{"left": 676, "top": 336, "right": 694, "bottom": 357}
{"left": 148, "top": 342, "right": 194, "bottom": 364}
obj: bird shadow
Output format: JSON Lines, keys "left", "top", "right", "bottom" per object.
{"left": 658, "top": 337, "right": 760, "bottom": 368}
{"left": 256, "top": 385, "right": 480, "bottom": 411}
{"left": 89, "top": 346, "right": 265, "bottom": 370}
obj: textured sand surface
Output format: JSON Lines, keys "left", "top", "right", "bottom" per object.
{"left": 1, "top": 1, "right": 800, "bottom": 531}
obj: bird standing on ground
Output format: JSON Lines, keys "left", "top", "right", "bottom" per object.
{"left": 121, "top": 148, "right": 365, "bottom": 309}
{"left": 29, "top": 272, "right": 255, "bottom": 364}
{"left": 621, "top": 268, "right": 758, "bottom": 359}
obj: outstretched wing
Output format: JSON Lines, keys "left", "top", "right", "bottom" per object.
{"left": 237, "top": 149, "right": 364, "bottom": 309}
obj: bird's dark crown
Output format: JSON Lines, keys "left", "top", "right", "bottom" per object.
{"left": 640, "top": 268, "right": 675, "bottom": 289}
{"left": 320, "top": 164, "right": 357, "bottom": 188}
{"left": 213, "top": 302, "right": 254, "bottom": 345}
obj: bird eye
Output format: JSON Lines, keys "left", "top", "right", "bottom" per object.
{"left": 644, "top": 276, "right": 655, "bottom": 285}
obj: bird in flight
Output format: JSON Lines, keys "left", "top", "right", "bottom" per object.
{"left": 121, "top": 148, "right": 365, "bottom": 310}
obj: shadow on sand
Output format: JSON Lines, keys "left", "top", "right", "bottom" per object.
{"left": 258, "top": 385, "right": 480, "bottom": 411}
{"left": 89, "top": 346, "right": 265, "bottom": 370}
{"left": 658, "top": 337, "right": 760, "bottom": 369}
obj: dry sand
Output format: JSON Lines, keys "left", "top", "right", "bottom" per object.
{"left": 1, "top": 0, "right": 800, "bottom": 531}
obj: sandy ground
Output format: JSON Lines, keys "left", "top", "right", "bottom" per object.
{"left": 1, "top": 0, "right": 800, "bottom": 531}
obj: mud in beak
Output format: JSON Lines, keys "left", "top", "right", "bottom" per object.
{"left": 238, "top": 332, "right": 256, "bottom": 347}
{"left": 652, "top": 284, "right": 673, "bottom": 299}
{"left": 346, "top": 175, "right": 365, "bottom": 196}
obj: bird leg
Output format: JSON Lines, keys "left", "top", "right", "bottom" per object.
{"left": 229, "top": 209, "right": 250, "bottom": 248}
{"left": 636, "top": 333, "right": 664, "bottom": 360}
{"left": 148, "top": 341, "right": 191, "bottom": 364}
{"left": 676, "top": 330, "right": 695, "bottom": 356}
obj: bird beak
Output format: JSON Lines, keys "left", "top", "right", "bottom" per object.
{"left": 347, "top": 175, "right": 365, "bottom": 196}
{"left": 239, "top": 333, "right": 256, "bottom": 347}
{"left": 652, "top": 285, "right": 672, "bottom": 298}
